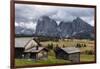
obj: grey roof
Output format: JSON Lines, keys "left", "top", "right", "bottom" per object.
{"left": 24, "top": 39, "right": 38, "bottom": 50}
{"left": 15, "top": 37, "right": 33, "bottom": 48}
{"left": 61, "top": 47, "right": 80, "bottom": 54}
{"left": 24, "top": 47, "right": 44, "bottom": 53}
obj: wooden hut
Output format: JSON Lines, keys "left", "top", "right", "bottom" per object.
{"left": 54, "top": 47, "right": 80, "bottom": 63}
{"left": 15, "top": 38, "right": 48, "bottom": 60}
{"left": 15, "top": 38, "right": 31, "bottom": 58}
{"left": 24, "top": 47, "right": 48, "bottom": 60}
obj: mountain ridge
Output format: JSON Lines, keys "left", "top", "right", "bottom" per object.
{"left": 35, "top": 16, "right": 93, "bottom": 39}
{"left": 15, "top": 16, "right": 94, "bottom": 39}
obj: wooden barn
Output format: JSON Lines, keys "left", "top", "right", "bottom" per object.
{"left": 24, "top": 46, "right": 48, "bottom": 60}
{"left": 54, "top": 47, "right": 80, "bottom": 63}
{"left": 15, "top": 38, "right": 48, "bottom": 60}
{"left": 15, "top": 38, "right": 31, "bottom": 58}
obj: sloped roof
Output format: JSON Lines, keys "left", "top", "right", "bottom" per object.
{"left": 61, "top": 47, "right": 80, "bottom": 54}
{"left": 15, "top": 37, "right": 32, "bottom": 48}
{"left": 15, "top": 37, "right": 39, "bottom": 50}
{"left": 24, "top": 39, "right": 38, "bottom": 50}
{"left": 24, "top": 47, "right": 45, "bottom": 53}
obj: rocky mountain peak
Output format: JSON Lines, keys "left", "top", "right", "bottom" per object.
{"left": 16, "top": 15, "right": 94, "bottom": 39}
{"left": 39, "top": 16, "right": 50, "bottom": 21}
{"left": 35, "top": 15, "right": 58, "bottom": 37}
{"left": 35, "top": 16, "right": 93, "bottom": 39}
{"left": 73, "top": 17, "right": 86, "bottom": 24}
{"left": 76, "top": 17, "right": 81, "bottom": 20}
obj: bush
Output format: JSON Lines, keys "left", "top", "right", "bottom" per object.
{"left": 76, "top": 43, "right": 81, "bottom": 48}
{"left": 63, "top": 45, "right": 65, "bottom": 48}
{"left": 47, "top": 43, "right": 54, "bottom": 50}
{"left": 83, "top": 44, "right": 87, "bottom": 47}
{"left": 84, "top": 50, "right": 94, "bottom": 55}
{"left": 76, "top": 43, "right": 87, "bottom": 48}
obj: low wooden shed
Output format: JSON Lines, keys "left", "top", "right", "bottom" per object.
{"left": 54, "top": 47, "right": 80, "bottom": 63}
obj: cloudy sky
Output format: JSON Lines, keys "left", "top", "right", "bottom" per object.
{"left": 15, "top": 4, "right": 95, "bottom": 30}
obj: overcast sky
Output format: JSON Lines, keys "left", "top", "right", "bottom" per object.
{"left": 15, "top": 4, "right": 95, "bottom": 29}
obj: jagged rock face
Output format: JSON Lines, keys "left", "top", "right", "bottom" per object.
{"left": 59, "top": 22, "right": 73, "bottom": 37}
{"left": 35, "top": 16, "right": 58, "bottom": 37}
{"left": 15, "top": 15, "right": 93, "bottom": 39}
{"left": 59, "top": 17, "right": 93, "bottom": 38}
{"left": 15, "top": 26, "right": 34, "bottom": 36}
{"left": 72, "top": 17, "right": 93, "bottom": 33}
{"left": 35, "top": 16, "right": 94, "bottom": 39}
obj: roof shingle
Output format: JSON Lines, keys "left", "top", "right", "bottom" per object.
{"left": 61, "top": 47, "right": 80, "bottom": 54}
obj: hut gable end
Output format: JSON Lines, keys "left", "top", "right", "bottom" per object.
{"left": 24, "top": 39, "right": 38, "bottom": 50}
{"left": 54, "top": 47, "right": 80, "bottom": 63}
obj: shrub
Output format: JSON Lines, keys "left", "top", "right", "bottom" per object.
{"left": 63, "top": 45, "right": 65, "bottom": 48}
{"left": 84, "top": 50, "right": 94, "bottom": 55}
{"left": 76, "top": 43, "right": 81, "bottom": 48}
{"left": 83, "top": 44, "right": 87, "bottom": 47}
{"left": 76, "top": 43, "right": 87, "bottom": 48}
{"left": 47, "top": 43, "right": 54, "bottom": 50}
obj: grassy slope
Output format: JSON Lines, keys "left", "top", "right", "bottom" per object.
{"left": 15, "top": 54, "right": 94, "bottom": 66}
{"left": 15, "top": 50, "right": 70, "bottom": 66}
{"left": 80, "top": 54, "right": 95, "bottom": 62}
{"left": 15, "top": 39, "right": 95, "bottom": 66}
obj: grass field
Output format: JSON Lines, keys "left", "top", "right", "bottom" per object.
{"left": 40, "top": 39, "right": 95, "bottom": 53}
{"left": 80, "top": 54, "right": 95, "bottom": 62}
{"left": 15, "top": 50, "right": 71, "bottom": 66}
{"left": 15, "top": 37, "right": 95, "bottom": 66}
{"left": 15, "top": 54, "right": 94, "bottom": 66}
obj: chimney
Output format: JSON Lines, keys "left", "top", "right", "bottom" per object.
{"left": 36, "top": 46, "right": 39, "bottom": 50}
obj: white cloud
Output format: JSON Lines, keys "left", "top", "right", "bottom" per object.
{"left": 24, "top": 22, "right": 37, "bottom": 30}
{"left": 80, "top": 17, "right": 94, "bottom": 26}
{"left": 15, "top": 22, "right": 19, "bottom": 26}
{"left": 89, "top": 20, "right": 94, "bottom": 26}
{"left": 15, "top": 21, "right": 37, "bottom": 30}
{"left": 50, "top": 10, "right": 76, "bottom": 22}
{"left": 15, "top": 4, "right": 94, "bottom": 26}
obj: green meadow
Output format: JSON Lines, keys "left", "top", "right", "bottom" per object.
{"left": 15, "top": 38, "right": 95, "bottom": 66}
